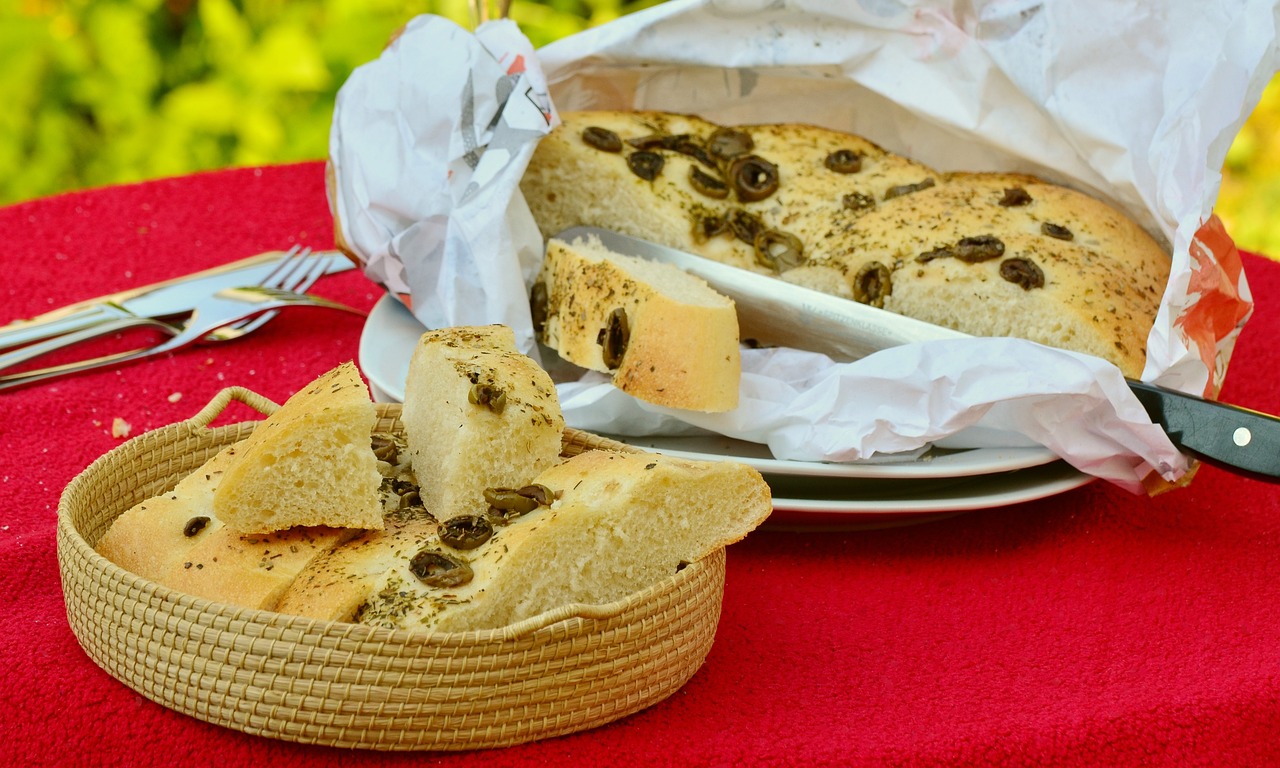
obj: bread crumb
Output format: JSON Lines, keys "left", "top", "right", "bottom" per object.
{"left": 167, "top": 392, "right": 182, "bottom": 403}
{"left": 111, "top": 417, "right": 132, "bottom": 439}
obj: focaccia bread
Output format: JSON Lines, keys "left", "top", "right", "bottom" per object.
{"left": 520, "top": 111, "right": 1171, "bottom": 377}
{"left": 400, "top": 325, "right": 564, "bottom": 520}
{"left": 535, "top": 233, "right": 741, "bottom": 412}
{"left": 213, "top": 361, "right": 384, "bottom": 533}
{"left": 328, "top": 449, "right": 771, "bottom": 632}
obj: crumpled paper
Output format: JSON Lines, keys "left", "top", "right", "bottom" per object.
{"left": 327, "top": 1, "right": 1280, "bottom": 492}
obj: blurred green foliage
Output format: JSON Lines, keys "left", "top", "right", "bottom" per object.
{"left": 2, "top": 0, "right": 1276, "bottom": 258}
{"left": 0, "top": 0, "right": 654, "bottom": 205}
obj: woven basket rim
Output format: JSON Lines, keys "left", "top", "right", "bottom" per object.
{"left": 57, "top": 386, "right": 698, "bottom": 642}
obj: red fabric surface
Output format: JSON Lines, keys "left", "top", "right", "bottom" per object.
{"left": 4, "top": 162, "right": 1280, "bottom": 767}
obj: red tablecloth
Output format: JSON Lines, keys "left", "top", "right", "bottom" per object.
{"left": 5, "top": 162, "right": 1280, "bottom": 767}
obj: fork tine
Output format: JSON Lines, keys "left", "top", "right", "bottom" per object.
{"left": 257, "top": 245, "right": 310, "bottom": 291}
{"left": 280, "top": 249, "right": 333, "bottom": 295}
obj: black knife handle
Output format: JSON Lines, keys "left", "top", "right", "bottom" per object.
{"left": 1127, "top": 380, "right": 1280, "bottom": 482}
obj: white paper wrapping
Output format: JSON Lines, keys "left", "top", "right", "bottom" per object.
{"left": 327, "top": 1, "right": 1280, "bottom": 493}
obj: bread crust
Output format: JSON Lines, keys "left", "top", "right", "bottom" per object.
{"left": 520, "top": 111, "right": 1171, "bottom": 377}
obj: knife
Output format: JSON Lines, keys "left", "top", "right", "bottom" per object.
{"left": 561, "top": 226, "right": 1280, "bottom": 482}
{"left": 0, "top": 249, "right": 355, "bottom": 352}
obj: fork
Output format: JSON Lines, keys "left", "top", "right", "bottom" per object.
{"left": 0, "top": 285, "right": 364, "bottom": 391}
{"left": 0, "top": 247, "right": 329, "bottom": 375}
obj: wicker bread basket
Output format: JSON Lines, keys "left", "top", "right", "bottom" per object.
{"left": 58, "top": 387, "right": 726, "bottom": 750}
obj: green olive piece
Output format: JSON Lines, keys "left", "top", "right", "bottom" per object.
{"left": 484, "top": 487, "right": 541, "bottom": 514}
{"left": 517, "top": 484, "right": 556, "bottom": 506}
{"left": 1000, "top": 257, "right": 1045, "bottom": 290}
{"left": 468, "top": 382, "right": 507, "bottom": 414}
{"left": 729, "top": 154, "right": 780, "bottom": 202}
{"left": 370, "top": 433, "right": 399, "bottom": 464}
{"left": 754, "top": 229, "right": 804, "bottom": 271}
{"left": 409, "top": 549, "right": 474, "bottom": 588}
{"left": 439, "top": 515, "right": 494, "bottom": 550}
{"left": 853, "top": 262, "right": 892, "bottom": 307}
{"left": 582, "top": 126, "right": 623, "bottom": 153}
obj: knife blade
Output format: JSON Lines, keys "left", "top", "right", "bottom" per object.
{"left": 0, "top": 249, "right": 355, "bottom": 351}
{"left": 561, "top": 226, "right": 1280, "bottom": 482}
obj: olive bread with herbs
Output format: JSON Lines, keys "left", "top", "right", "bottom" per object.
{"left": 95, "top": 343, "right": 772, "bottom": 631}
{"left": 519, "top": 111, "right": 1171, "bottom": 377}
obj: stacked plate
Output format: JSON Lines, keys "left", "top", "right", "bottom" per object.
{"left": 359, "top": 296, "right": 1091, "bottom": 528}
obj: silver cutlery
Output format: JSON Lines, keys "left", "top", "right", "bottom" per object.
{"left": 0, "top": 246, "right": 355, "bottom": 352}
{"left": 0, "top": 284, "right": 364, "bottom": 391}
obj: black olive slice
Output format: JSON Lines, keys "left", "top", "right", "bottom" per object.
{"left": 754, "top": 229, "right": 804, "bottom": 271}
{"left": 999, "top": 187, "right": 1032, "bottom": 207}
{"left": 582, "top": 126, "right": 623, "bottom": 153}
{"left": 627, "top": 150, "right": 664, "bottom": 181}
{"left": 627, "top": 133, "right": 689, "bottom": 151}
{"left": 953, "top": 235, "right": 1005, "bottom": 263}
{"left": 183, "top": 516, "right": 210, "bottom": 537}
{"left": 853, "top": 262, "right": 892, "bottom": 307}
{"left": 728, "top": 154, "right": 780, "bottom": 202}
{"left": 689, "top": 166, "right": 729, "bottom": 199}
{"left": 1041, "top": 222, "right": 1074, "bottom": 241}
{"left": 409, "top": 549, "right": 474, "bottom": 588}
{"left": 883, "top": 178, "right": 936, "bottom": 200}
{"left": 439, "top": 515, "right": 494, "bottom": 550}
{"left": 707, "top": 127, "right": 754, "bottom": 161}
{"left": 1000, "top": 257, "right": 1045, "bottom": 290}
{"left": 671, "top": 138, "right": 717, "bottom": 168}
{"left": 824, "top": 149, "right": 863, "bottom": 174}
{"left": 597, "top": 307, "right": 630, "bottom": 369}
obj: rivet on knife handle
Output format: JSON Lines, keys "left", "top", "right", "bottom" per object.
{"left": 1128, "top": 380, "right": 1280, "bottom": 482}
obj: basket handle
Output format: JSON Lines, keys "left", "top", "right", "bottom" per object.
{"left": 187, "top": 386, "right": 281, "bottom": 429}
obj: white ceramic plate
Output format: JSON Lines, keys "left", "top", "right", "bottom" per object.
{"left": 358, "top": 294, "right": 1088, "bottom": 518}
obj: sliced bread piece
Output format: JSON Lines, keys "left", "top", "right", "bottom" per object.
{"left": 535, "top": 233, "right": 741, "bottom": 412}
{"left": 400, "top": 325, "right": 564, "bottom": 521}
{"left": 212, "top": 361, "right": 384, "bottom": 533}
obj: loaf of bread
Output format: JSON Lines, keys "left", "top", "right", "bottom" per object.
{"left": 213, "top": 361, "right": 384, "bottom": 533}
{"left": 535, "top": 233, "right": 741, "bottom": 412}
{"left": 315, "top": 449, "right": 771, "bottom": 632}
{"left": 520, "top": 111, "right": 1171, "bottom": 377}
{"left": 400, "top": 325, "right": 565, "bottom": 521}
